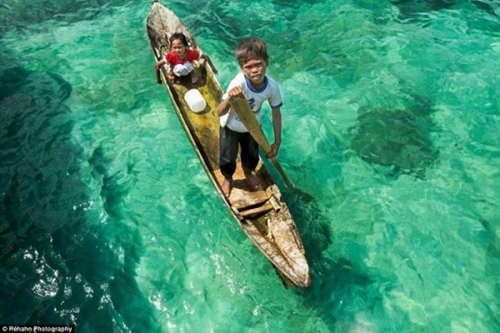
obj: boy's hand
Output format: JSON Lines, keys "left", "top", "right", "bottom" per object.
{"left": 228, "top": 87, "right": 244, "bottom": 99}
{"left": 266, "top": 142, "right": 280, "bottom": 159}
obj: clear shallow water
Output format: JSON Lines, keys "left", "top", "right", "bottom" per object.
{"left": 1, "top": 0, "right": 499, "bottom": 332}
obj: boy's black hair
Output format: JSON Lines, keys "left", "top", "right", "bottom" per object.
{"left": 235, "top": 37, "right": 269, "bottom": 67}
{"left": 169, "top": 32, "right": 189, "bottom": 47}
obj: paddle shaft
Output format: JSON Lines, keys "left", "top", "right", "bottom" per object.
{"left": 229, "top": 96, "right": 294, "bottom": 189}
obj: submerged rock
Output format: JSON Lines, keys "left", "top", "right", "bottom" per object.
{"left": 351, "top": 108, "right": 437, "bottom": 179}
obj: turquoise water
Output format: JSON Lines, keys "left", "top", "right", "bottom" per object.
{"left": 1, "top": 0, "right": 499, "bottom": 332}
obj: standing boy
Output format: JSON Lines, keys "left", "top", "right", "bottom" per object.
{"left": 217, "top": 37, "right": 283, "bottom": 197}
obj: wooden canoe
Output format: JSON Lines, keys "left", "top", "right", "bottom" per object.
{"left": 146, "top": 0, "right": 311, "bottom": 288}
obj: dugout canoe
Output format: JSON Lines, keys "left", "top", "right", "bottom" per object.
{"left": 146, "top": 0, "right": 311, "bottom": 287}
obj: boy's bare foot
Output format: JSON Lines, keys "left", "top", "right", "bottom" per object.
{"left": 244, "top": 172, "right": 263, "bottom": 191}
{"left": 221, "top": 178, "right": 232, "bottom": 197}
{"left": 167, "top": 71, "right": 175, "bottom": 81}
{"left": 191, "top": 70, "right": 199, "bottom": 83}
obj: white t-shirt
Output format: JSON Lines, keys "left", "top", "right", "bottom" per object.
{"left": 220, "top": 73, "right": 283, "bottom": 133}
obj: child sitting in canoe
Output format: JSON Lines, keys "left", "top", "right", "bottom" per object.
{"left": 155, "top": 32, "right": 201, "bottom": 84}
{"left": 217, "top": 37, "right": 283, "bottom": 197}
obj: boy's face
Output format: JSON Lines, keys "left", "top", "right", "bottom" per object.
{"left": 241, "top": 57, "right": 267, "bottom": 88}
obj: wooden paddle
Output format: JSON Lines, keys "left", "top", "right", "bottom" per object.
{"left": 229, "top": 96, "right": 294, "bottom": 189}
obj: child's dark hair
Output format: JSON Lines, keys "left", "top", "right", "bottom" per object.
{"left": 169, "top": 32, "right": 189, "bottom": 47}
{"left": 235, "top": 37, "right": 269, "bottom": 67}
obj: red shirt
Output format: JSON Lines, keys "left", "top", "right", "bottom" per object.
{"left": 166, "top": 49, "right": 200, "bottom": 66}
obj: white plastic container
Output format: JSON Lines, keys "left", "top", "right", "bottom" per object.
{"left": 184, "top": 89, "right": 207, "bottom": 113}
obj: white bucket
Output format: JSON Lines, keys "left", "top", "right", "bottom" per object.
{"left": 184, "top": 89, "right": 207, "bottom": 113}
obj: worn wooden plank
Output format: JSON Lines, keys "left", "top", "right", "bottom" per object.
{"left": 213, "top": 163, "right": 269, "bottom": 209}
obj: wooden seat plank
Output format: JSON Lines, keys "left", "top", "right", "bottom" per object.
{"left": 214, "top": 162, "right": 269, "bottom": 209}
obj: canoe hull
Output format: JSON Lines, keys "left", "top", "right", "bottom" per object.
{"left": 146, "top": 1, "right": 310, "bottom": 287}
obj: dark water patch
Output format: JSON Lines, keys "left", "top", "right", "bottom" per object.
{"left": 282, "top": 192, "right": 384, "bottom": 331}
{"left": 473, "top": 201, "right": 500, "bottom": 322}
{"left": 392, "top": 0, "right": 456, "bottom": 17}
{"left": 0, "top": 71, "right": 73, "bottom": 185}
{"left": 19, "top": 72, "right": 72, "bottom": 106}
{"left": 471, "top": 0, "right": 499, "bottom": 18}
{"left": 88, "top": 145, "right": 139, "bottom": 221}
{"left": 392, "top": 0, "right": 500, "bottom": 36}
{"left": 0, "top": 0, "right": 133, "bottom": 34}
{"left": 478, "top": 218, "right": 500, "bottom": 261}
{"left": 284, "top": 192, "right": 333, "bottom": 270}
{"left": 467, "top": 1, "right": 500, "bottom": 37}
{"left": 0, "top": 63, "right": 157, "bottom": 330}
{"left": 0, "top": 63, "right": 30, "bottom": 101}
{"left": 0, "top": 67, "right": 89, "bottom": 323}
{"left": 390, "top": 0, "right": 500, "bottom": 36}
{"left": 391, "top": 0, "right": 456, "bottom": 27}
{"left": 302, "top": 257, "right": 384, "bottom": 332}
{"left": 350, "top": 99, "right": 437, "bottom": 179}
{"left": 271, "top": 0, "right": 323, "bottom": 7}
